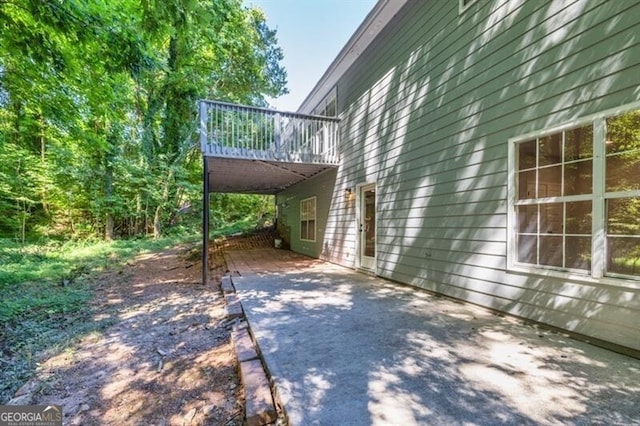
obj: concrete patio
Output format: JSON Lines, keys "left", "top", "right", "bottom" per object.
{"left": 225, "top": 248, "right": 640, "bottom": 425}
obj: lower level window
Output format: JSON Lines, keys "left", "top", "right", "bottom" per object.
{"left": 300, "top": 197, "right": 316, "bottom": 242}
{"left": 510, "top": 105, "right": 640, "bottom": 280}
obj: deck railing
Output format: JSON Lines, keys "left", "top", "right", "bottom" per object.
{"left": 199, "top": 100, "right": 340, "bottom": 164}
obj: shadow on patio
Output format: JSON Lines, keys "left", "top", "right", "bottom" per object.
{"left": 222, "top": 247, "right": 640, "bottom": 426}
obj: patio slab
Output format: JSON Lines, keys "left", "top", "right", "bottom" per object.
{"left": 229, "top": 249, "right": 640, "bottom": 425}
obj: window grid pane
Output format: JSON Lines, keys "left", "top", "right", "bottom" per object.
{"left": 564, "top": 159, "right": 593, "bottom": 196}
{"left": 515, "top": 127, "right": 594, "bottom": 273}
{"left": 513, "top": 111, "right": 640, "bottom": 280}
{"left": 606, "top": 197, "right": 640, "bottom": 277}
{"left": 300, "top": 197, "right": 316, "bottom": 242}
{"left": 607, "top": 236, "right": 640, "bottom": 276}
{"left": 604, "top": 108, "right": 640, "bottom": 277}
{"left": 518, "top": 170, "right": 537, "bottom": 199}
{"left": 566, "top": 236, "right": 592, "bottom": 270}
{"left": 518, "top": 139, "right": 537, "bottom": 170}
{"left": 606, "top": 152, "right": 640, "bottom": 192}
{"left": 539, "top": 133, "right": 562, "bottom": 167}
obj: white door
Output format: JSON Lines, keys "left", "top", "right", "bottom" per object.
{"left": 358, "top": 183, "right": 376, "bottom": 271}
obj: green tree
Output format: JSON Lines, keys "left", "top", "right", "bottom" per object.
{"left": 0, "top": 0, "right": 287, "bottom": 241}
{"left": 137, "top": 0, "right": 287, "bottom": 237}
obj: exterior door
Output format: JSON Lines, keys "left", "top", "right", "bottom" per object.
{"left": 358, "top": 183, "right": 376, "bottom": 271}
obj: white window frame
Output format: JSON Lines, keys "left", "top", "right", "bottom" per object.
{"left": 312, "top": 87, "right": 337, "bottom": 117}
{"left": 459, "top": 0, "right": 479, "bottom": 14}
{"left": 507, "top": 101, "right": 640, "bottom": 288}
{"left": 300, "top": 196, "right": 317, "bottom": 242}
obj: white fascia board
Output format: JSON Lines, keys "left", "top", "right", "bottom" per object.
{"left": 297, "top": 0, "right": 409, "bottom": 114}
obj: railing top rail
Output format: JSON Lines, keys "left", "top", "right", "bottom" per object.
{"left": 199, "top": 99, "right": 341, "bottom": 122}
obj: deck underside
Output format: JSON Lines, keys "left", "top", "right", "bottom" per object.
{"left": 205, "top": 156, "right": 336, "bottom": 194}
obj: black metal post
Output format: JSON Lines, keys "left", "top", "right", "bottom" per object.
{"left": 202, "top": 156, "right": 210, "bottom": 284}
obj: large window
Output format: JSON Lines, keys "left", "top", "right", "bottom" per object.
{"left": 300, "top": 197, "right": 316, "bottom": 242}
{"left": 510, "top": 105, "right": 640, "bottom": 281}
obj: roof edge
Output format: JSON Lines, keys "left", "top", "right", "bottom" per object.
{"left": 297, "top": 0, "right": 409, "bottom": 114}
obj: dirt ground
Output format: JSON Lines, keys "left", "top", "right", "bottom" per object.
{"left": 8, "top": 232, "right": 276, "bottom": 425}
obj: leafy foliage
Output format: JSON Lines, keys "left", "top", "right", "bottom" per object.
{"left": 0, "top": 0, "right": 287, "bottom": 241}
{"left": 0, "top": 0, "right": 285, "bottom": 403}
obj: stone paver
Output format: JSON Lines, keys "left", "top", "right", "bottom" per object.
{"left": 225, "top": 294, "right": 243, "bottom": 318}
{"left": 221, "top": 275, "right": 235, "bottom": 294}
{"left": 232, "top": 327, "right": 259, "bottom": 363}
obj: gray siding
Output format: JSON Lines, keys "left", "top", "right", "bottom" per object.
{"left": 280, "top": 0, "right": 640, "bottom": 353}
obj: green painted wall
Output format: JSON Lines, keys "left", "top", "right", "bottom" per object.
{"left": 276, "top": 169, "right": 338, "bottom": 259}
{"left": 279, "top": 0, "right": 640, "bottom": 354}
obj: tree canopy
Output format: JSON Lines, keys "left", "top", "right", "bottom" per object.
{"left": 0, "top": 0, "right": 287, "bottom": 241}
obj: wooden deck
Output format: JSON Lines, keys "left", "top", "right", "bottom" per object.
{"left": 223, "top": 248, "right": 322, "bottom": 275}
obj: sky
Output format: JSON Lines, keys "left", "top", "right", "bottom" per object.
{"left": 245, "top": 0, "right": 378, "bottom": 112}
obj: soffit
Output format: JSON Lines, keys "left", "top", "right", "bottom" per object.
{"left": 205, "top": 157, "right": 335, "bottom": 194}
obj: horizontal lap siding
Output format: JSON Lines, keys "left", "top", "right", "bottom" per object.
{"left": 383, "top": 268, "right": 638, "bottom": 346}
{"left": 341, "top": 10, "right": 640, "bottom": 173}
{"left": 342, "top": 3, "right": 639, "bottom": 162}
{"left": 275, "top": 169, "right": 339, "bottom": 259}
{"left": 331, "top": 0, "right": 640, "bottom": 351}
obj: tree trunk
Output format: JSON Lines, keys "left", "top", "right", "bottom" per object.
{"left": 40, "top": 114, "right": 50, "bottom": 216}
{"left": 105, "top": 214, "right": 114, "bottom": 240}
{"left": 105, "top": 159, "right": 114, "bottom": 240}
{"left": 135, "top": 190, "right": 143, "bottom": 235}
{"left": 104, "top": 124, "right": 115, "bottom": 241}
{"left": 153, "top": 204, "right": 162, "bottom": 239}
{"left": 153, "top": 166, "right": 175, "bottom": 239}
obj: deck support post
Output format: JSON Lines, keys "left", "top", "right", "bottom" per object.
{"left": 202, "top": 157, "right": 210, "bottom": 285}
{"left": 200, "top": 100, "right": 211, "bottom": 285}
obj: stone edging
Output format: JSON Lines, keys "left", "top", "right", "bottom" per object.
{"left": 221, "top": 274, "right": 279, "bottom": 426}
